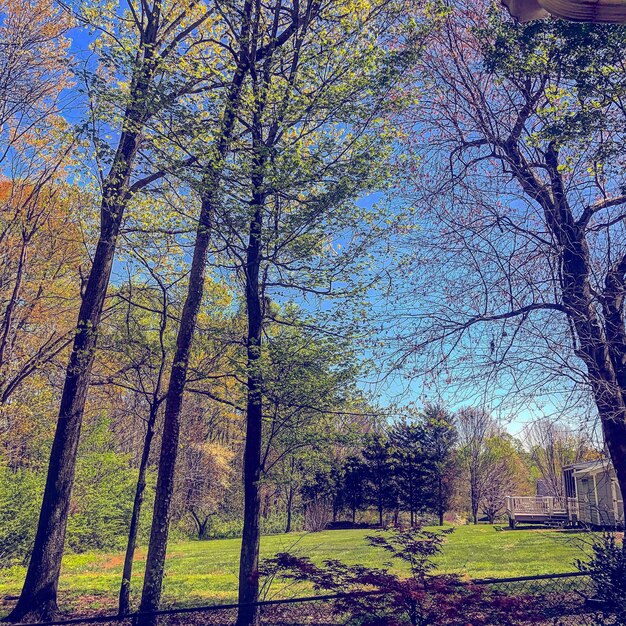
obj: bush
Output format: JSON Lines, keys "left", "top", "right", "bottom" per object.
{"left": 0, "top": 465, "right": 43, "bottom": 566}
{"left": 578, "top": 532, "right": 626, "bottom": 625}
{"left": 65, "top": 416, "right": 155, "bottom": 552}
{"left": 65, "top": 449, "right": 148, "bottom": 552}
{"left": 1, "top": 415, "right": 154, "bottom": 561}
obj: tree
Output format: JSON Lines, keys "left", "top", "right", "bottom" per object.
{"left": 177, "top": 439, "right": 234, "bottom": 540}
{"left": 300, "top": 466, "right": 340, "bottom": 531}
{"left": 278, "top": 456, "right": 302, "bottom": 533}
{"left": 210, "top": 2, "right": 428, "bottom": 623}
{"left": 95, "top": 266, "right": 175, "bottom": 616}
{"left": 262, "top": 525, "right": 531, "bottom": 626}
{"left": 343, "top": 456, "right": 368, "bottom": 524}
{"left": 137, "top": 0, "right": 325, "bottom": 620}
{"left": 456, "top": 408, "right": 499, "bottom": 525}
{"left": 390, "top": 419, "right": 428, "bottom": 526}
{"left": 363, "top": 433, "right": 396, "bottom": 527}
{"left": 421, "top": 405, "right": 457, "bottom": 526}
{"left": 526, "top": 419, "right": 592, "bottom": 497}
{"left": 0, "top": 0, "right": 71, "bottom": 160}
{"left": 8, "top": 0, "right": 218, "bottom": 618}
{"left": 0, "top": 183, "right": 83, "bottom": 466}
{"left": 109, "top": 281, "right": 169, "bottom": 616}
{"left": 391, "top": 1, "right": 626, "bottom": 513}
{"left": 0, "top": 0, "right": 79, "bottom": 420}
{"left": 259, "top": 321, "right": 362, "bottom": 534}
{"left": 456, "top": 408, "right": 532, "bottom": 524}
{"left": 480, "top": 435, "right": 531, "bottom": 523}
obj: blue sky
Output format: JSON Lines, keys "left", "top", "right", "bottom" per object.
{"left": 57, "top": 16, "right": 595, "bottom": 444}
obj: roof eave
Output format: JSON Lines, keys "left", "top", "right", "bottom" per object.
{"left": 501, "top": 0, "right": 626, "bottom": 23}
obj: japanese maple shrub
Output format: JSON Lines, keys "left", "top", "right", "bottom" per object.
{"left": 262, "top": 523, "right": 535, "bottom": 626}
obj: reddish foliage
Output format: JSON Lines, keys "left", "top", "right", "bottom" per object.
{"left": 262, "top": 523, "right": 540, "bottom": 626}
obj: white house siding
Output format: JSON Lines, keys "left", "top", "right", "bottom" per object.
{"left": 574, "top": 465, "right": 624, "bottom": 527}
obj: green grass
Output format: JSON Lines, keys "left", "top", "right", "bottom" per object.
{"left": 0, "top": 525, "right": 593, "bottom": 615}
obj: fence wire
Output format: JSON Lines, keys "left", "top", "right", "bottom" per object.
{"left": 4, "top": 571, "right": 612, "bottom": 626}
{"left": 468, "top": 572, "right": 601, "bottom": 626}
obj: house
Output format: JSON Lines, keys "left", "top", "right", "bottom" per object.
{"left": 506, "top": 459, "right": 624, "bottom": 528}
{"left": 563, "top": 460, "right": 624, "bottom": 527}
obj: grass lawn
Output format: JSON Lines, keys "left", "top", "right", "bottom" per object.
{"left": 0, "top": 525, "right": 594, "bottom": 615}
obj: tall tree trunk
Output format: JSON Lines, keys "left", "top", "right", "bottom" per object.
{"left": 138, "top": 189, "right": 215, "bottom": 625}
{"left": 236, "top": 195, "right": 264, "bottom": 626}
{"left": 470, "top": 472, "right": 478, "bottom": 525}
{"left": 506, "top": 141, "right": 626, "bottom": 509}
{"left": 138, "top": 67, "right": 246, "bottom": 626}
{"left": 136, "top": 0, "right": 257, "bottom": 614}
{"left": 5, "top": 25, "right": 160, "bottom": 620}
{"left": 6, "top": 150, "right": 142, "bottom": 625}
{"left": 605, "top": 419, "right": 626, "bottom": 498}
{"left": 118, "top": 404, "right": 158, "bottom": 616}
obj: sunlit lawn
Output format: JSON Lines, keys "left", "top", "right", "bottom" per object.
{"left": 0, "top": 524, "right": 594, "bottom": 615}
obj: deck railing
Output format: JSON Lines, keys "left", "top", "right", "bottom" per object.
{"left": 505, "top": 496, "right": 578, "bottom": 518}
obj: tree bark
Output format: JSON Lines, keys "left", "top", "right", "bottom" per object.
{"left": 470, "top": 474, "right": 479, "bottom": 525}
{"left": 138, "top": 65, "right": 247, "bottom": 626}
{"left": 236, "top": 193, "right": 264, "bottom": 626}
{"left": 438, "top": 476, "right": 444, "bottom": 526}
{"left": 7, "top": 212, "right": 124, "bottom": 622}
{"left": 190, "top": 509, "right": 210, "bottom": 539}
{"left": 518, "top": 142, "right": 626, "bottom": 510}
{"left": 6, "top": 132, "right": 148, "bottom": 625}
{"left": 137, "top": 189, "right": 215, "bottom": 626}
{"left": 118, "top": 404, "right": 158, "bottom": 616}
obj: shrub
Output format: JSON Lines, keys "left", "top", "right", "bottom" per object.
{"left": 262, "top": 522, "right": 535, "bottom": 626}
{"left": 1, "top": 415, "right": 154, "bottom": 560}
{"left": 577, "top": 532, "right": 626, "bottom": 625}
{"left": 65, "top": 449, "right": 147, "bottom": 552}
{"left": 0, "top": 465, "right": 43, "bottom": 566}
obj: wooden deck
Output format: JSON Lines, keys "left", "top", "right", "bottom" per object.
{"left": 505, "top": 496, "right": 578, "bottom": 528}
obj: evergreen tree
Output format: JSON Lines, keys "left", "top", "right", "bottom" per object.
{"left": 390, "top": 419, "right": 428, "bottom": 526}
{"left": 421, "top": 405, "right": 457, "bottom": 526}
{"left": 343, "top": 456, "right": 367, "bottom": 524}
{"left": 363, "top": 433, "right": 396, "bottom": 527}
